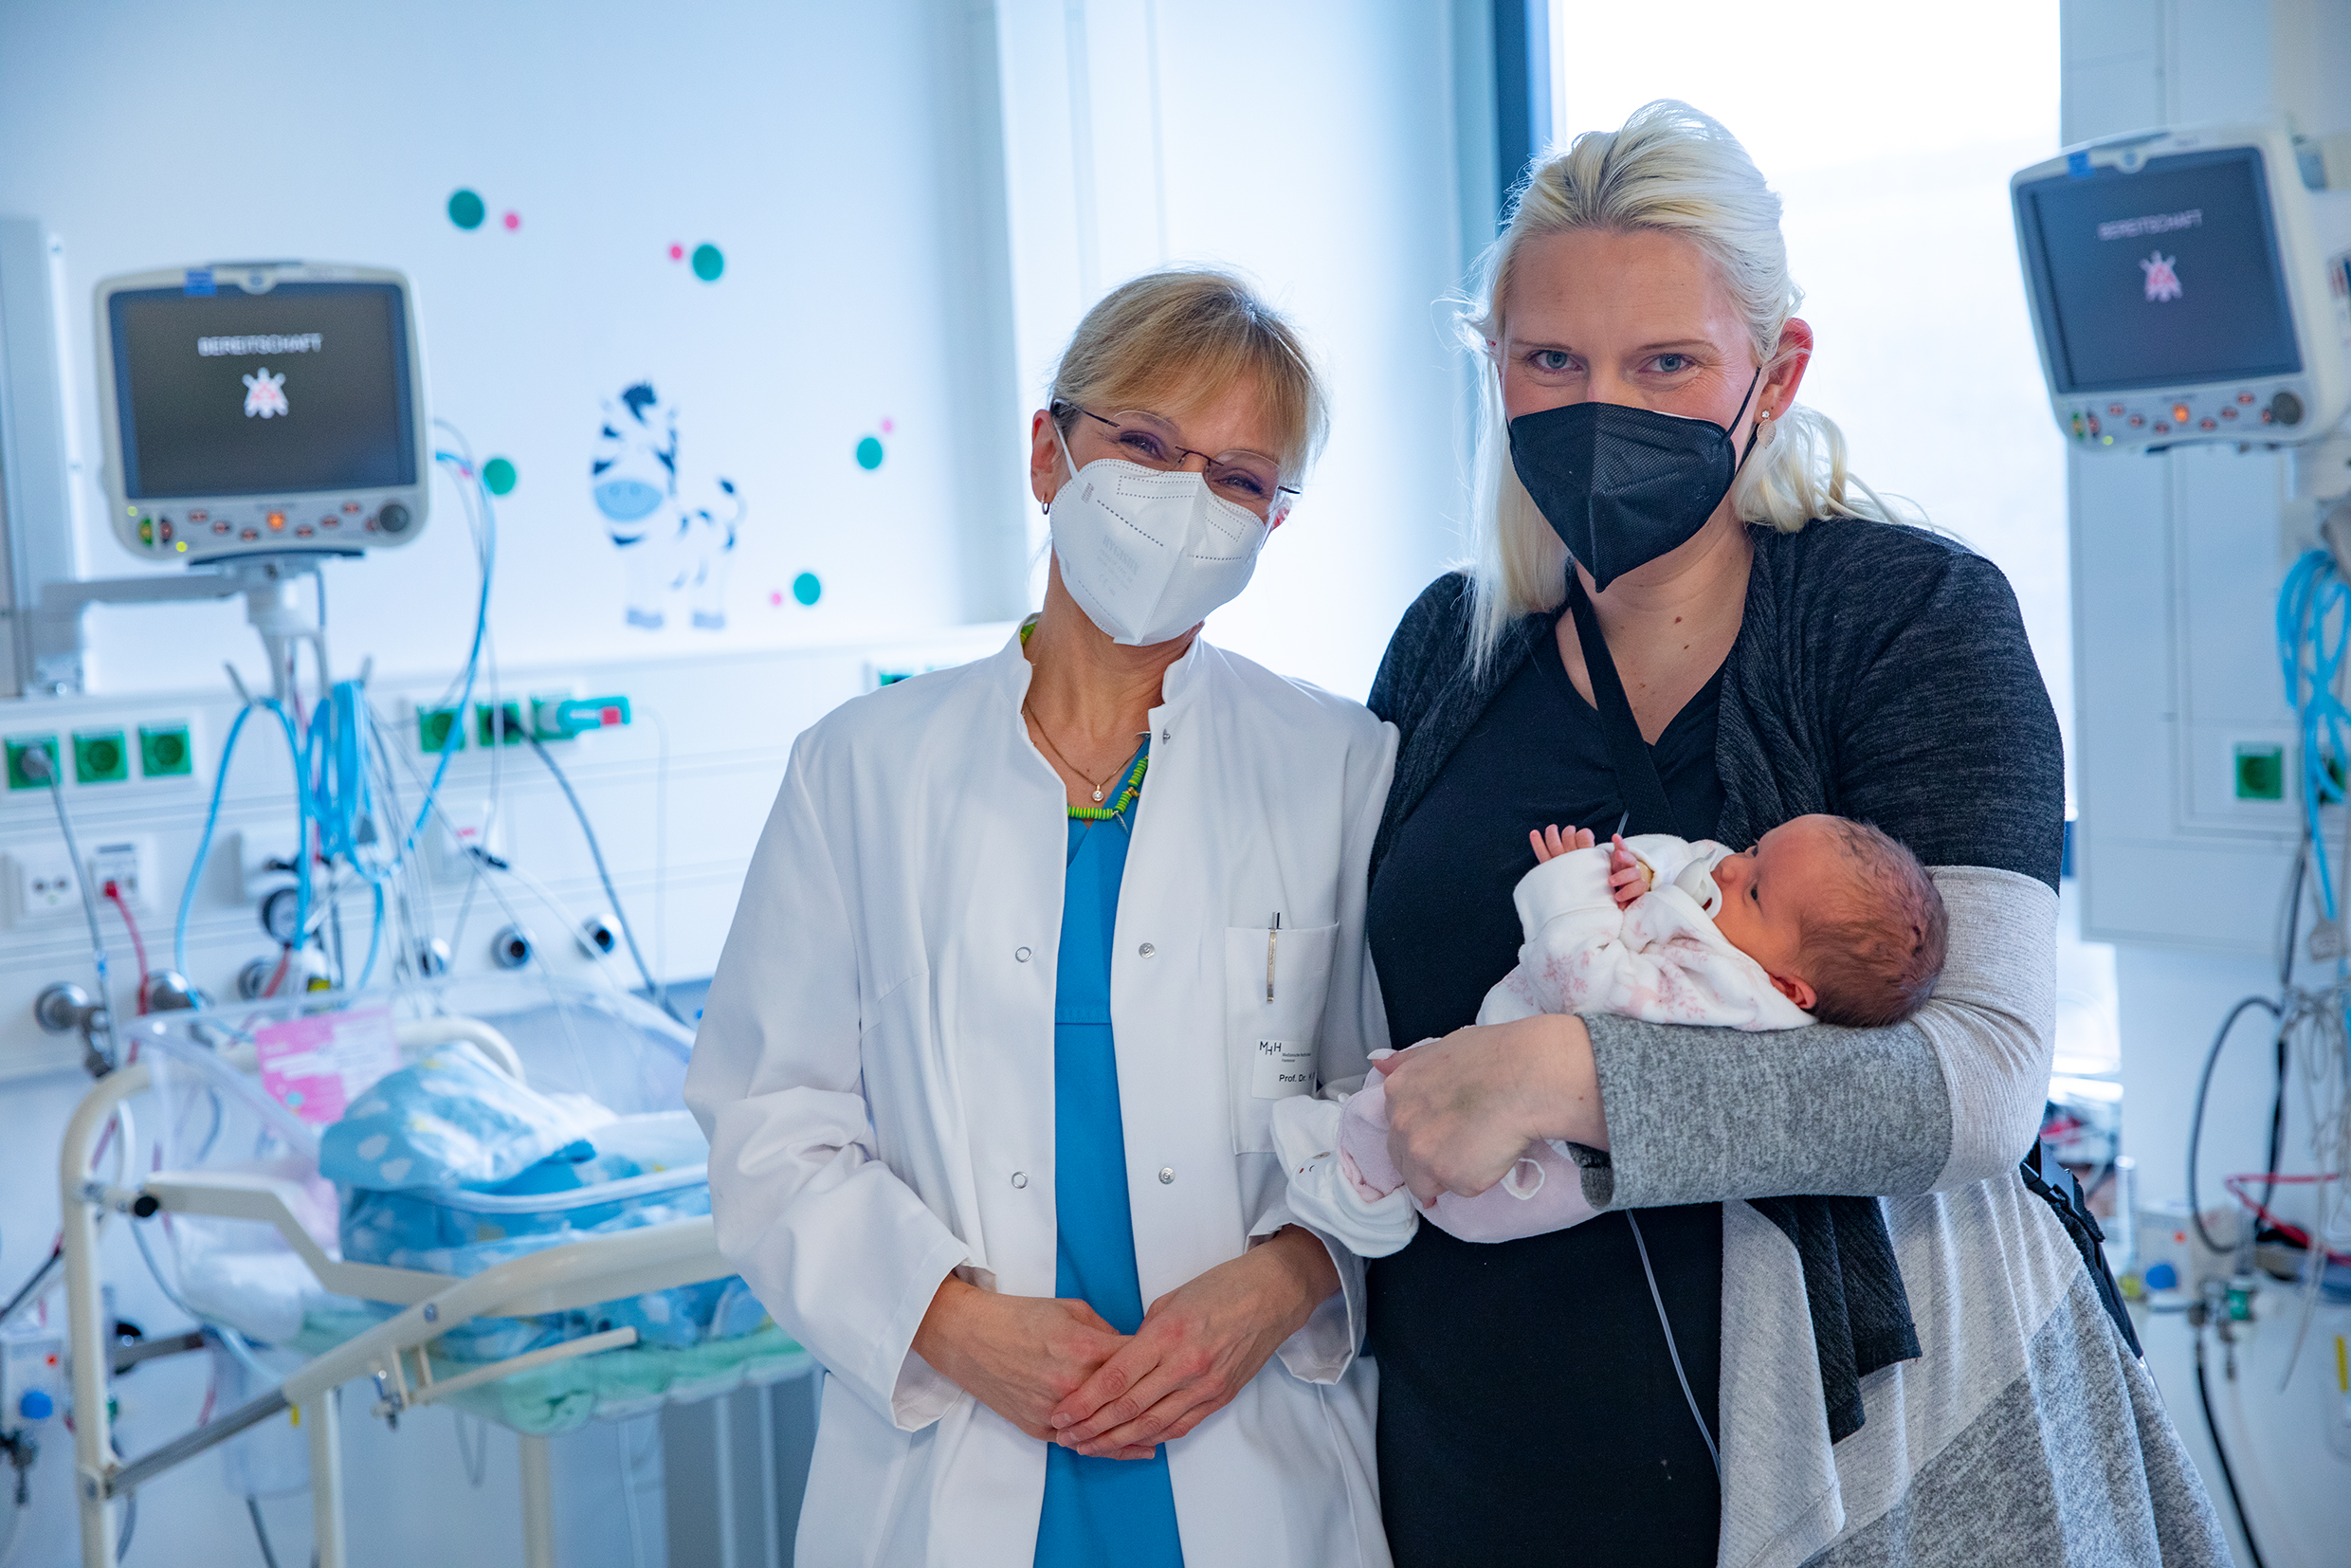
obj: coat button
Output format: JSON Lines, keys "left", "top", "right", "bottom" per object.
{"left": 1011, "top": 1172, "right": 1028, "bottom": 1189}
{"left": 1158, "top": 1167, "right": 1175, "bottom": 1184}
{"left": 1160, "top": 729, "right": 1171, "bottom": 743}
{"left": 1138, "top": 942, "right": 1155, "bottom": 957}
{"left": 1014, "top": 946, "right": 1031, "bottom": 962}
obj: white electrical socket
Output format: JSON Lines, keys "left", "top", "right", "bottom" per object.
{"left": 85, "top": 836, "right": 155, "bottom": 907}
{"left": 8, "top": 847, "right": 78, "bottom": 924}
{"left": 226, "top": 830, "right": 301, "bottom": 901}
{"left": 432, "top": 801, "right": 503, "bottom": 878}
{"left": 5, "top": 835, "right": 155, "bottom": 925}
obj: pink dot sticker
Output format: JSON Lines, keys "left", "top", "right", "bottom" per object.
{"left": 881, "top": 418, "right": 895, "bottom": 434}
{"left": 769, "top": 590, "right": 784, "bottom": 607}
{"left": 502, "top": 211, "right": 520, "bottom": 231}
{"left": 669, "top": 244, "right": 684, "bottom": 261}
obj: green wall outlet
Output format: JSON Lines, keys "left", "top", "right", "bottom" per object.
{"left": 138, "top": 724, "right": 192, "bottom": 777}
{"left": 73, "top": 730, "right": 130, "bottom": 784}
{"left": 475, "top": 702, "right": 529, "bottom": 746}
{"left": 417, "top": 708, "right": 465, "bottom": 754}
{"left": 5, "top": 736, "right": 60, "bottom": 791}
{"left": 2234, "top": 743, "right": 2286, "bottom": 801}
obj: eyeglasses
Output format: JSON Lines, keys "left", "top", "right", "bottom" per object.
{"left": 1053, "top": 400, "right": 1297, "bottom": 519}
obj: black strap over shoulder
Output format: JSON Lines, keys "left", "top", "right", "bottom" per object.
{"left": 2022, "top": 1142, "right": 2143, "bottom": 1358}
{"left": 1566, "top": 561, "right": 1921, "bottom": 1442}
{"left": 1565, "top": 571, "right": 1685, "bottom": 839}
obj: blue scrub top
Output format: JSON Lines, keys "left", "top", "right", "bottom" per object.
{"left": 1034, "top": 749, "right": 1185, "bottom": 1568}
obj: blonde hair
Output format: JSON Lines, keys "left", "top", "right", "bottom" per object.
{"left": 1460, "top": 100, "right": 1901, "bottom": 669}
{"left": 1048, "top": 267, "right": 1329, "bottom": 481}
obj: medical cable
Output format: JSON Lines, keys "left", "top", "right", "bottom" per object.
{"left": 173, "top": 700, "right": 311, "bottom": 985}
{"left": 20, "top": 745, "right": 117, "bottom": 1068}
{"left": 245, "top": 1496, "right": 282, "bottom": 1568}
{"left": 2193, "top": 1322, "right": 2269, "bottom": 1568}
{"left": 0, "top": 1246, "right": 62, "bottom": 1333}
{"left": 409, "top": 445, "right": 497, "bottom": 853}
{"left": 103, "top": 885, "right": 150, "bottom": 1013}
{"left": 1624, "top": 1212, "right": 1720, "bottom": 1478}
{"left": 523, "top": 732, "right": 680, "bottom": 1021}
{"left": 2186, "top": 996, "right": 2284, "bottom": 1255}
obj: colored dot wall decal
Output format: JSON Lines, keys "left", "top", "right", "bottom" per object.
{"left": 881, "top": 417, "right": 895, "bottom": 434}
{"left": 793, "top": 573, "right": 823, "bottom": 606}
{"left": 855, "top": 436, "right": 884, "bottom": 470}
{"left": 691, "top": 243, "right": 724, "bottom": 282}
{"left": 482, "top": 457, "right": 517, "bottom": 496}
{"left": 502, "top": 210, "right": 521, "bottom": 231}
{"left": 669, "top": 244, "right": 684, "bottom": 262}
{"left": 447, "top": 190, "right": 485, "bottom": 229}
{"left": 769, "top": 590, "right": 784, "bottom": 607}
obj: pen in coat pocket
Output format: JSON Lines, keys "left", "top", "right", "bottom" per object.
{"left": 1267, "top": 912, "right": 1280, "bottom": 1003}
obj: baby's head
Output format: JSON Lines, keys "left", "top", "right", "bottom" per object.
{"left": 1705, "top": 814, "right": 1947, "bottom": 1027}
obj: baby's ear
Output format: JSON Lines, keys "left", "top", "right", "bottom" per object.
{"left": 1770, "top": 973, "right": 1817, "bottom": 1012}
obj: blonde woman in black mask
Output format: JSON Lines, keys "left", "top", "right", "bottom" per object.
{"left": 1357, "top": 102, "right": 2226, "bottom": 1568}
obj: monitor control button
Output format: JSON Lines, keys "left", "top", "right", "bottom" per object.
{"left": 2271, "top": 392, "right": 2305, "bottom": 426}
{"left": 377, "top": 502, "right": 412, "bottom": 535}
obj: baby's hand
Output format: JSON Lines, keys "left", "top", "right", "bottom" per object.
{"left": 1607, "top": 834, "right": 1650, "bottom": 908}
{"left": 1529, "top": 825, "right": 1598, "bottom": 864}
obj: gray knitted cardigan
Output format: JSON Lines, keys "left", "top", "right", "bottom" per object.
{"left": 1367, "top": 520, "right": 2228, "bottom": 1567}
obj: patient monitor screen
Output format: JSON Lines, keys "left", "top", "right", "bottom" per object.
{"left": 2020, "top": 149, "right": 2301, "bottom": 393}
{"left": 110, "top": 282, "right": 416, "bottom": 499}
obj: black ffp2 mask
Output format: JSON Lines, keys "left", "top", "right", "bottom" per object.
{"left": 1507, "top": 371, "right": 1761, "bottom": 591}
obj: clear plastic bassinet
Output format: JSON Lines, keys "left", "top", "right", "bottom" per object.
{"left": 120, "top": 975, "right": 809, "bottom": 1433}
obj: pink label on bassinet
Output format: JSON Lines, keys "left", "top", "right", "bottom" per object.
{"left": 253, "top": 1007, "right": 402, "bottom": 1125}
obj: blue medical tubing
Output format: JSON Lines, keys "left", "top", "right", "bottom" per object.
{"left": 2276, "top": 546, "right": 2351, "bottom": 1070}
{"left": 2279, "top": 549, "right": 2351, "bottom": 921}
{"left": 409, "top": 450, "right": 495, "bottom": 853}
{"left": 173, "top": 700, "right": 311, "bottom": 986}
{"left": 305, "top": 681, "right": 396, "bottom": 988}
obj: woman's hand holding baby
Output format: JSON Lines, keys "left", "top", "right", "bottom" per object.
{"left": 1373, "top": 1014, "right": 1608, "bottom": 1206}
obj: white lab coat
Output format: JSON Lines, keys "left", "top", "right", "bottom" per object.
{"left": 685, "top": 628, "right": 1397, "bottom": 1568}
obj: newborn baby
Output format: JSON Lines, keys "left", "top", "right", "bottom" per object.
{"left": 1276, "top": 813, "right": 1947, "bottom": 1255}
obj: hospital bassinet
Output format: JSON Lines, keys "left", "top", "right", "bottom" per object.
{"left": 60, "top": 975, "right": 809, "bottom": 1568}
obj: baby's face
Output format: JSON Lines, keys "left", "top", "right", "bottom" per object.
{"left": 1705, "top": 815, "right": 1851, "bottom": 994}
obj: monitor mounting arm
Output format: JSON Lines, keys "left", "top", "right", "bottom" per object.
{"left": 29, "top": 554, "right": 340, "bottom": 700}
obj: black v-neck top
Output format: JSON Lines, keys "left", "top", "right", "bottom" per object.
{"left": 1365, "top": 626, "right": 1729, "bottom": 1568}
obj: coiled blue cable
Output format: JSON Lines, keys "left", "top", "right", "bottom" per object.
{"left": 2278, "top": 549, "right": 2351, "bottom": 922}
{"left": 304, "top": 680, "right": 396, "bottom": 988}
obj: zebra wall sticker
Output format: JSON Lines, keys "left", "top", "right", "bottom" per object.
{"left": 591, "top": 380, "right": 744, "bottom": 629}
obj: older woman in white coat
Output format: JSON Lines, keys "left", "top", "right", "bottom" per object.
{"left": 685, "top": 269, "right": 1396, "bottom": 1568}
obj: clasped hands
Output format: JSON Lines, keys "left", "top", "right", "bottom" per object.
{"left": 912, "top": 1224, "right": 1336, "bottom": 1461}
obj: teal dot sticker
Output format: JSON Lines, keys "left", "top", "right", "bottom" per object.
{"left": 691, "top": 243, "right": 724, "bottom": 282}
{"left": 855, "top": 436, "right": 884, "bottom": 470}
{"left": 482, "top": 457, "right": 517, "bottom": 496}
{"left": 792, "top": 573, "right": 822, "bottom": 606}
{"left": 447, "top": 189, "right": 485, "bottom": 230}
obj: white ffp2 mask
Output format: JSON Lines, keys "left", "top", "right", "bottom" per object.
{"left": 1048, "top": 428, "right": 1269, "bottom": 647}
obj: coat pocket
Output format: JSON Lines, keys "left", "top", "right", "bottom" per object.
{"left": 1225, "top": 921, "right": 1340, "bottom": 1153}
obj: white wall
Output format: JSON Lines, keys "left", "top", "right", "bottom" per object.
{"left": 1, "top": 0, "right": 1030, "bottom": 697}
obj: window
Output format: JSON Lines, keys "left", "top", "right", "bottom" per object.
{"left": 1549, "top": 0, "right": 2072, "bottom": 772}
